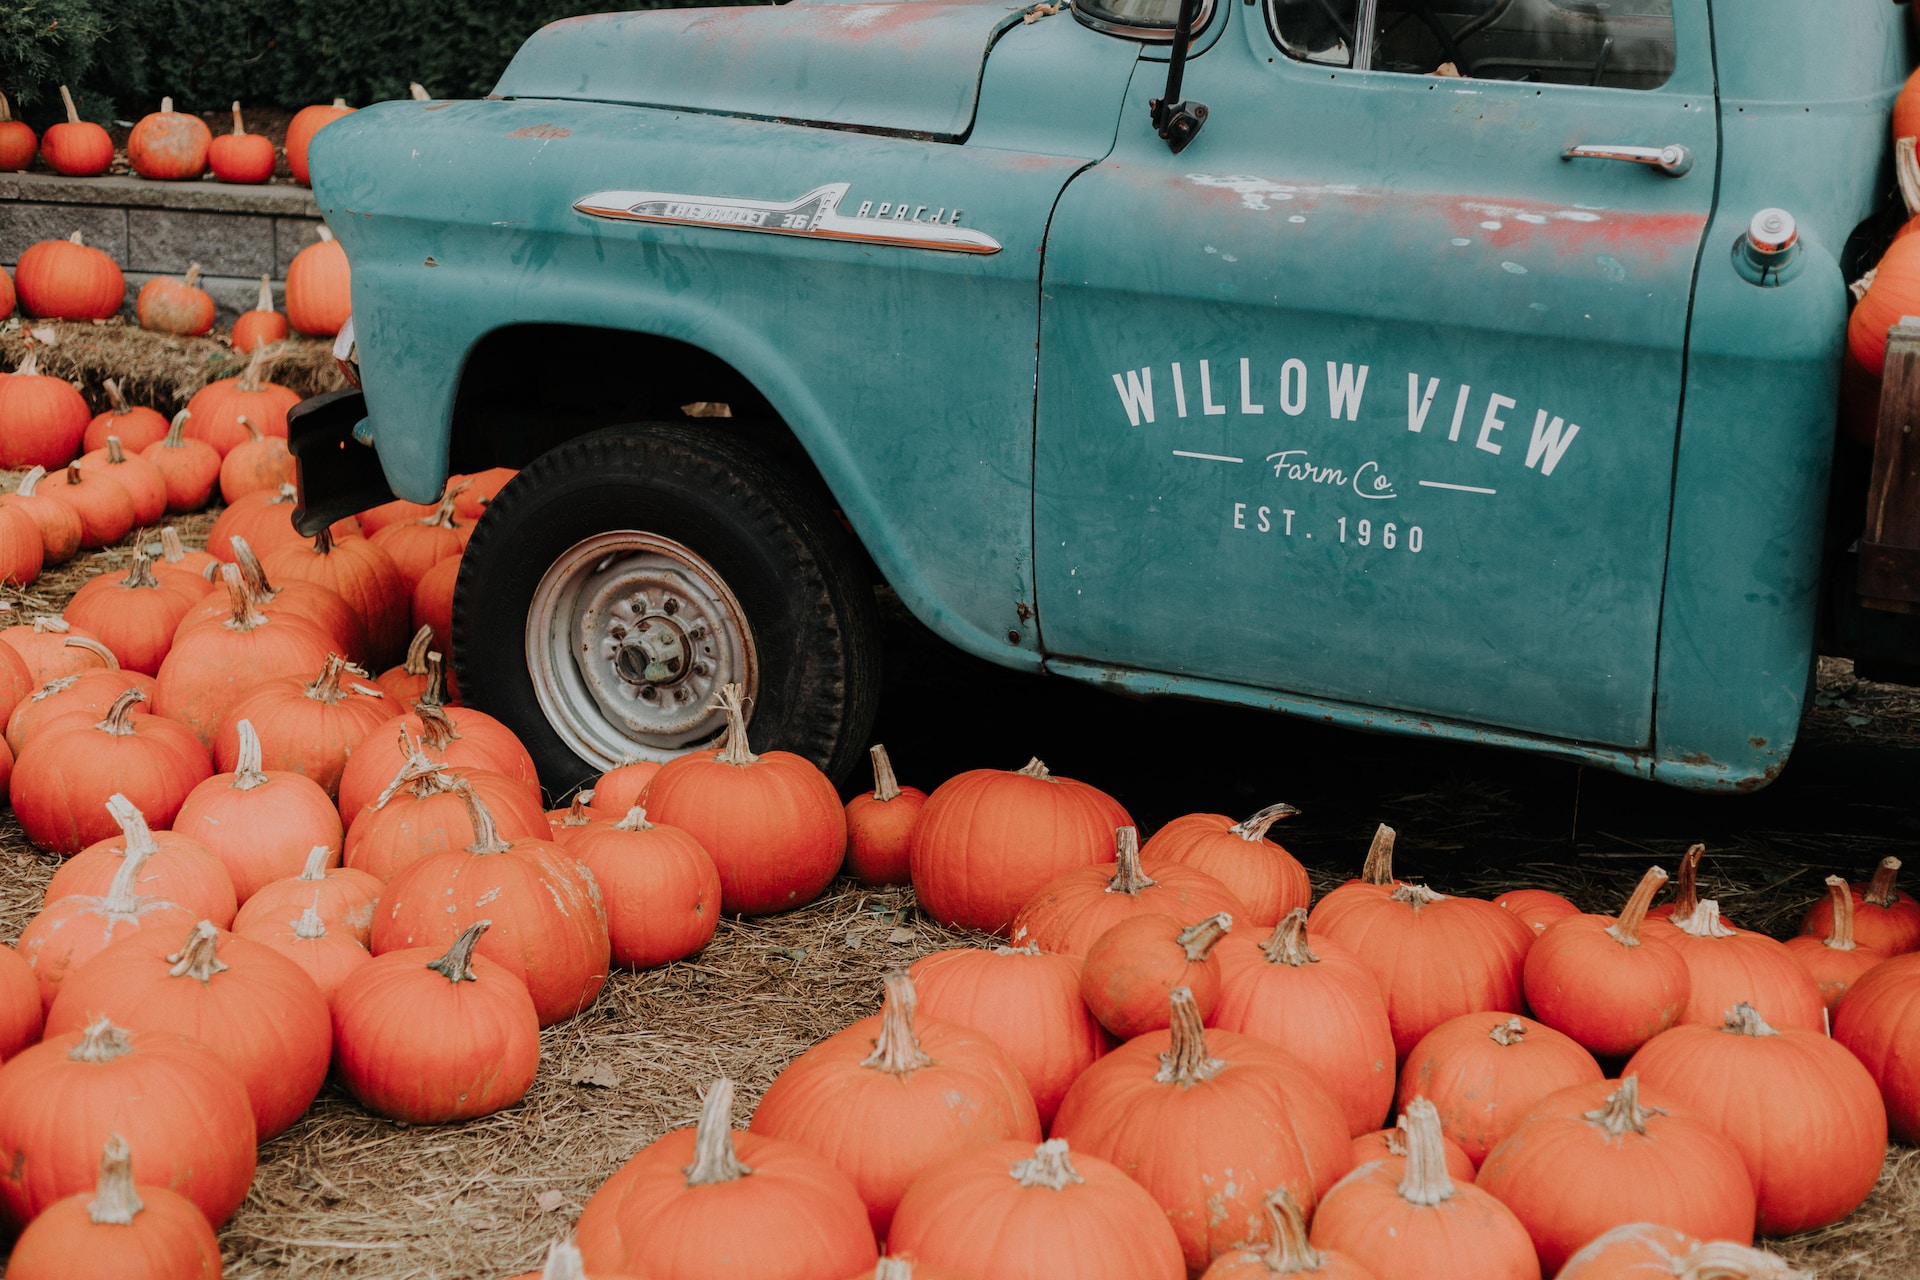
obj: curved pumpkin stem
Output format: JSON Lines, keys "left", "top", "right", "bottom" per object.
{"left": 63, "top": 635, "right": 119, "bottom": 669}
{"left": 1230, "top": 801, "right": 1300, "bottom": 842}
{"left": 419, "top": 652, "right": 449, "bottom": 709}
{"left": 93, "top": 687, "right": 148, "bottom": 738}
{"left": 15, "top": 466, "right": 48, "bottom": 497}
{"left": 1396, "top": 1097, "right": 1456, "bottom": 1207}
{"left": 1105, "top": 826, "right": 1156, "bottom": 897}
{"left": 229, "top": 537, "right": 279, "bottom": 604}
{"left": 1257, "top": 1186, "right": 1323, "bottom": 1274}
{"left": 868, "top": 743, "right": 902, "bottom": 803}
{"left": 423, "top": 482, "right": 470, "bottom": 530}
{"left": 292, "top": 898, "right": 329, "bottom": 941}
{"left": 162, "top": 410, "right": 192, "bottom": 449}
{"left": 165, "top": 920, "right": 231, "bottom": 984}
{"left": 860, "top": 972, "right": 935, "bottom": 1076}
{"left": 459, "top": 784, "right": 515, "bottom": 857}
{"left": 711, "top": 682, "right": 758, "bottom": 766}
{"left": 1009, "top": 1138, "right": 1084, "bottom": 1190}
{"left": 303, "top": 653, "right": 356, "bottom": 706}
{"left": 237, "top": 414, "right": 262, "bottom": 444}
{"left": 254, "top": 275, "right": 274, "bottom": 312}
{"left": 157, "top": 527, "right": 191, "bottom": 564}
{"left": 105, "top": 793, "right": 160, "bottom": 861}
{"left": 1487, "top": 1017, "right": 1528, "bottom": 1048}
{"left": 70, "top": 1018, "right": 135, "bottom": 1064}
{"left": 116, "top": 551, "right": 163, "bottom": 592}
{"left": 65, "top": 462, "right": 84, "bottom": 488}
{"left": 415, "top": 699, "right": 461, "bottom": 752}
{"left": 399, "top": 625, "right": 433, "bottom": 677}
{"left": 1673, "top": 899, "right": 1738, "bottom": 940}
{"left": 236, "top": 342, "right": 273, "bottom": 394}
{"left": 426, "top": 920, "right": 490, "bottom": 983}
{"left": 1583, "top": 1075, "right": 1665, "bottom": 1138}
{"left": 372, "top": 730, "right": 458, "bottom": 810}
{"left": 87, "top": 1134, "right": 144, "bottom": 1226}
{"left": 684, "top": 1076, "right": 753, "bottom": 1186}
{"left": 297, "top": 844, "right": 332, "bottom": 881}
{"left": 1178, "top": 912, "right": 1232, "bottom": 962}
{"left": 230, "top": 719, "right": 270, "bottom": 791}
{"left": 1674, "top": 1242, "right": 1813, "bottom": 1280}
{"left": 1722, "top": 1002, "right": 1778, "bottom": 1039}
{"left": 1154, "top": 986, "right": 1225, "bottom": 1085}
{"left": 1668, "top": 843, "right": 1705, "bottom": 921}
{"left": 103, "top": 378, "right": 130, "bottom": 416}
{"left": 1820, "top": 875, "right": 1859, "bottom": 952}
{"left": 1360, "top": 823, "right": 1397, "bottom": 885}
{"left": 218, "top": 563, "right": 269, "bottom": 631}
{"left": 1258, "top": 909, "right": 1321, "bottom": 968}
{"left": 1605, "top": 865, "right": 1669, "bottom": 948}
{"left": 1866, "top": 857, "right": 1904, "bottom": 908}
{"left": 554, "top": 791, "right": 596, "bottom": 830}
{"left": 613, "top": 805, "right": 654, "bottom": 832}
{"left": 100, "top": 819, "right": 155, "bottom": 912}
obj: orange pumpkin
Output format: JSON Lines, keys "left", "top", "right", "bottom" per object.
{"left": 1, "top": 616, "right": 109, "bottom": 687}
{"left": 1624, "top": 1003, "right": 1886, "bottom": 1235}
{"left": 1495, "top": 888, "right": 1582, "bottom": 936}
{"left": 190, "top": 535, "right": 369, "bottom": 664}
{"left": 213, "top": 652, "right": 391, "bottom": 800}
{"left": 233, "top": 842, "right": 382, "bottom": 947}
{"left": 1351, "top": 1115, "right": 1477, "bottom": 1186}
{"left": 286, "top": 227, "right": 352, "bottom": 336}
{"left": 0, "top": 641, "right": 33, "bottom": 731}
{"left": 0, "top": 502, "right": 43, "bottom": 587}
{"left": 11, "top": 687, "right": 213, "bottom": 854}
{"left": 83, "top": 378, "right": 170, "bottom": 454}
{"left": 572, "top": 806, "right": 720, "bottom": 969}
{"left": 1833, "top": 951, "right": 1920, "bottom": 1142}
{"left": 1475, "top": 1077, "right": 1756, "bottom": 1275}
{"left": 45, "top": 920, "right": 331, "bottom": 1141}
{"left": 332, "top": 921, "right": 540, "bottom": 1122}
{"left": 1799, "top": 855, "right": 1920, "bottom": 955}
{"left": 134, "top": 264, "right": 214, "bottom": 335}
{"left": 231, "top": 275, "right": 290, "bottom": 351}
{"left": 449, "top": 466, "right": 517, "bottom": 520}
{"left": 1552, "top": 1222, "right": 1700, "bottom": 1280}
{"left": 218, "top": 415, "right": 297, "bottom": 502}
{"left": 1080, "top": 912, "right": 1231, "bottom": 1039}
{"left": 343, "top": 738, "right": 549, "bottom": 881}
{"left": 1014, "top": 825, "right": 1248, "bottom": 957}
{"left": 369, "top": 786, "right": 610, "bottom": 1027}
{"left": 5, "top": 1132, "right": 222, "bottom": 1280}
{"left": 0, "top": 1018, "right": 256, "bottom": 1228}
{"left": 576, "top": 1075, "right": 879, "bottom": 1280}
{"left": 842, "top": 742, "right": 926, "bottom": 885}
{"left": 0, "top": 92, "right": 36, "bottom": 173}
{"left": 209, "top": 104, "right": 276, "bottom": 185}
{"left": 12, "top": 229, "right": 122, "bottom": 317}
{"left": 17, "top": 842, "right": 202, "bottom": 1011}
{"left": 1212, "top": 909, "right": 1396, "bottom": 1137}
{"left": 1398, "top": 1013, "right": 1602, "bottom": 1167}
{"left": 286, "top": 98, "right": 355, "bottom": 186}
{"left": 548, "top": 790, "right": 613, "bottom": 845}
{"left": 265, "top": 528, "right": 412, "bottom": 669}
{"left": 1052, "top": 986, "right": 1352, "bottom": 1272}
{"left": 1665, "top": 900, "right": 1824, "bottom": 1033}
{"left": 1, "top": 466, "right": 84, "bottom": 564}
{"left": 63, "top": 553, "right": 203, "bottom": 676}
{"left": 587, "top": 757, "right": 662, "bottom": 817}
{"left": 645, "top": 682, "right": 847, "bottom": 916}
{"left": 909, "top": 940, "right": 1109, "bottom": 1128}
{"left": 369, "top": 483, "right": 465, "bottom": 595}
{"left": 172, "top": 718, "right": 343, "bottom": 903}
{"left": 1850, "top": 231, "right": 1920, "bottom": 377}
{"left": 335, "top": 692, "right": 539, "bottom": 822}
{"left": 140, "top": 411, "right": 222, "bottom": 513}
{"left": 42, "top": 459, "right": 134, "bottom": 549}
{"left": 148, "top": 528, "right": 219, "bottom": 598}
{"left": 183, "top": 345, "right": 301, "bottom": 457}
{"left": 207, "top": 483, "right": 359, "bottom": 563}
{"left": 1784, "top": 874, "right": 1888, "bottom": 1010}
{"left": 1198, "top": 1188, "right": 1377, "bottom": 1280}
{"left": 43, "top": 793, "right": 236, "bottom": 929}
{"left": 126, "top": 98, "right": 210, "bottom": 181}
{"left": 1140, "top": 801, "right": 1310, "bottom": 928}
{"left": 153, "top": 565, "right": 337, "bottom": 746}
{"left": 5, "top": 653, "right": 154, "bottom": 757}
{"left": 356, "top": 495, "right": 438, "bottom": 536}
{"left": 1522, "top": 865, "right": 1692, "bottom": 1058}
{"left": 0, "top": 351, "right": 91, "bottom": 469}
{"left": 1310, "top": 1097, "right": 1540, "bottom": 1280}
{"left": 234, "top": 896, "right": 370, "bottom": 1005}
{"left": 410, "top": 549, "right": 459, "bottom": 656}
{"left": 376, "top": 624, "right": 436, "bottom": 705}
{"left": 909, "top": 755, "right": 1131, "bottom": 934}
{"left": 0, "top": 944, "right": 44, "bottom": 1062}
{"left": 77, "top": 435, "right": 168, "bottom": 525}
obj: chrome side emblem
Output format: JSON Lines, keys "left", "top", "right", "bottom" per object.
{"left": 573, "top": 182, "right": 1001, "bottom": 255}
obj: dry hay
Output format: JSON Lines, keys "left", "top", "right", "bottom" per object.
{"left": 0, "top": 318, "right": 346, "bottom": 414}
{"left": 0, "top": 526, "right": 1912, "bottom": 1276}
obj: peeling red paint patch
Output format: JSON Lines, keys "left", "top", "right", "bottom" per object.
{"left": 508, "top": 125, "right": 572, "bottom": 140}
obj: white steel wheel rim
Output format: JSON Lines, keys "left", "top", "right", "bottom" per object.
{"left": 526, "top": 530, "right": 757, "bottom": 769}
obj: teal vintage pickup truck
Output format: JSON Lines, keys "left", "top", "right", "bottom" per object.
{"left": 291, "top": 0, "right": 1919, "bottom": 794}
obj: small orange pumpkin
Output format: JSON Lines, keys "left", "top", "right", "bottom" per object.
{"left": 286, "top": 98, "right": 355, "bottom": 186}
{"left": 264, "top": 528, "right": 412, "bottom": 668}
{"left": 1080, "top": 912, "right": 1231, "bottom": 1039}
{"left": 1198, "top": 1188, "right": 1377, "bottom": 1280}
{"left": 134, "top": 264, "right": 214, "bottom": 336}
{"left": 0, "top": 502, "right": 43, "bottom": 587}
{"left": 1014, "top": 825, "right": 1247, "bottom": 957}
{"left": 571, "top": 806, "right": 721, "bottom": 969}
{"left": 140, "top": 412, "right": 222, "bottom": 514}
{"left": 1494, "top": 888, "right": 1582, "bottom": 936}
{"left": 1, "top": 616, "right": 109, "bottom": 687}
{"left": 1665, "top": 899, "right": 1824, "bottom": 1033}
{"left": 1799, "top": 856, "right": 1920, "bottom": 955}
{"left": 126, "top": 97, "right": 210, "bottom": 181}
{"left": 286, "top": 227, "right": 352, "bottom": 336}
{"left": 38, "top": 88, "right": 113, "bottom": 178}
{"left": 209, "top": 103, "right": 275, "bottom": 185}
{"left": 369, "top": 482, "right": 466, "bottom": 595}
{"left": 218, "top": 415, "right": 297, "bottom": 503}
{"left": 13, "top": 231, "right": 122, "bottom": 320}
{"left": 0, "top": 92, "right": 36, "bottom": 173}
{"left": 83, "top": 378, "right": 170, "bottom": 454}
{"left": 11, "top": 687, "right": 213, "bottom": 854}
{"left": 842, "top": 742, "right": 926, "bottom": 885}
{"left": 152, "top": 564, "right": 337, "bottom": 746}
{"left": 1, "top": 466, "right": 84, "bottom": 564}
{"left": 172, "top": 719, "right": 344, "bottom": 903}
{"left": 231, "top": 275, "right": 289, "bottom": 352}
{"left": 1397, "top": 1012, "right": 1603, "bottom": 1167}
{"left": 232, "top": 842, "right": 381, "bottom": 946}
{"left": 76, "top": 436, "right": 168, "bottom": 526}
{"left": 234, "top": 897, "right": 370, "bottom": 1005}
{"left": 4, "top": 1132, "right": 222, "bottom": 1280}
{"left": 586, "top": 757, "right": 662, "bottom": 817}
{"left": 183, "top": 345, "right": 301, "bottom": 457}
{"left": 0, "top": 351, "right": 91, "bottom": 469}
{"left": 62, "top": 553, "right": 203, "bottom": 676}
{"left": 16, "top": 842, "right": 202, "bottom": 1011}
{"left": 1141, "top": 801, "right": 1310, "bottom": 928}
{"left": 1522, "top": 865, "right": 1692, "bottom": 1058}
{"left": 43, "top": 793, "right": 236, "bottom": 929}
{"left": 213, "top": 652, "right": 391, "bottom": 800}
{"left": 1784, "top": 874, "right": 1888, "bottom": 1010}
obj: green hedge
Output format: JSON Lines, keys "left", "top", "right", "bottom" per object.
{"left": 4, "top": 0, "right": 760, "bottom": 128}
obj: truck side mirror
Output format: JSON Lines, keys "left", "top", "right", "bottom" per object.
{"left": 1149, "top": 0, "right": 1208, "bottom": 154}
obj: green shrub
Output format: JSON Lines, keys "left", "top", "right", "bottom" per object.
{"left": 0, "top": 0, "right": 113, "bottom": 122}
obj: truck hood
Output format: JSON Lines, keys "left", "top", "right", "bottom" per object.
{"left": 492, "top": 0, "right": 1030, "bottom": 142}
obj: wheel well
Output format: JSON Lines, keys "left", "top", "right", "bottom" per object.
{"left": 445, "top": 324, "right": 814, "bottom": 479}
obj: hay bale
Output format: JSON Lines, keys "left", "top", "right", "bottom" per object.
{"left": 0, "top": 318, "right": 345, "bottom": 414}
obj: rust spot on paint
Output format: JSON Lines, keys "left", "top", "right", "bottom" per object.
{"left": 1749, "top": 736, "right": 1768, "bottom": 749}
{"left": 507, "top": 125, "right": 572, "bottom": 140}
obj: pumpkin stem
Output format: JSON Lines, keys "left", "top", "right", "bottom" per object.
{"left": 992, "top": 940, "right": 1043, "bottom": 957}
{"left": 426, "top": 920, "right": 491, "bottom": 983}
{"left": 158, "top": 527, "right": 189, "bottom": 564}
{"left": 1258, "top": 909, "right": 1321, "bottom": 968}
{"left": 230, "top": 537, "right": 278, "bottom": 603}
{"left": 253, "top": 274, "right": 275, "bottom": 313}
{"left": 1390, "top": 882, "right": 1446, "bottom": 910}
{"left": 683, "top": 1076, "right": 753, "bottom": 1186}
{"left": 1722, "top": 1002, "right": 1779, "bottom": 1038}
{"left": 1866, "top": 857, "right": 1904, "bottom": 908}
{"left": 423, "top": 483, "right": 468, "bottom": 530}
{"left": 1583, "top": 1075, "right": 1665, "bottom": 1138}
{"left": 237, "top": 414, "right": 261, "bottom": 444}
{"left": 1230, "top": 801, "right": 1300, "bottom": 842}
{"left": 60, "top": 85, "right": 80, "bottom": 126}
{"left": 70, "top": 1018, "right": 135, "bottom": 1064}
{"left": 537, "top": 1240, "right": 590, "bottom": 1280}
{"left": 303, "top": 653, "right": 353, "bottom": 705}
{"left": 868, "top": 743, "right": 902, "bottom": 802}
{"left": 104, "top": 436, "right": 129, "bottom": 465}
{"left": 1383, "top": 1123, "right": 1410, "bottom": 1157}
{"left": 103, "top": 377, "right": 129, "bottom": 415}
{"left": 1668, "top": 843, "right": 1705, "bottom": 921}
{"left": 17, "top": 352, "right": 39, "bottom": 379}
{"left": 297, "top": 844, "right": 331, "bottom": 881}
{"left": 1154, "top": 987, "right": 1225, "bottom": 1085}
{"left": 237, "top": 343, "right": 273, "bottom": 394}
{"left": 459, "top": 784, "right": 516, "bottom": 856}
{"left": 184, "top": 263, "right": 202, "bottom": 291}
{"left": 115, "top": 550, "right": 162, "bottom": 592}
{"left": 401, "top": 625, "right": 433, "bottom": 676}
{"left": 711, "top": 682, "right": 759, "bottom": 766}
{"left": 859, "top": 972, "right": 936, "bottom": 1076}
{"left": 218, "top": 563, "right": 269, "bottom": 631}
{"left": 1105, "top": 826, "right": 1157, "bottom": 897}
{"left": 1673, "top": 1241, "right": 1813, "bottom": 1280}
{"left": 1487, "top": 1017, "right": 1528, "bottom": 1047}
{"left": 1009, "top": 1138, "right": 1085, "bottom": 1190}
{"left": 64, "top": 462, "right": 83, "bottom": 488}
{"left": 332, "top": 97, "right": 349, "bottom": 110}
{"left": 86, "top": 1134, "right": 144, "bottom": 1226}
{"left": 372, "top": 730, "right": 457, "bottom": 809}
{"left": 416, "top": 700, "right": 461, "bottom": 752}
{"left": 1605, "top": 865, "right": 1669, "bottom": 947}
{"left": 419, "top": 652, "right": 449, "bottom": 708}
{"left": 16, "top": 466, "right": 47, "bottom": 497}
{"left": 1360, "top": 823, "right": 1397, "bottom": 885}
{"left": 1673, "top": 899, "right": 1738, "bottom": 940}
{"left": 0, "top": 91, "right": 10, "bottom": 123}
{"left": 160, "top": 96, "right": 174, "bottom": 114}
{"left": 613, "top": 805, "right": 654, "bottom": 832}
{"left": 94, "top": 687, "right": 148, "bottom": 738}
{"left": 230, "top": 719, "right": 270, "bottom": 791}
{"left": 165, "top": 920, "right": 231, "bottom": 984}
{"left": 1819, "top": 875, "right": 1859, "bottom": 952}
{"left": 1015, "top": 756, "right": 1053, "bottom": 780}
{"left": 1257, "top": 1186, "right": 1323, "bottom": 1273}
{"left": 163, "top": 410, "right": 191, "bottom": 448}
{"left": 1396, "top": 1097, "right": 1456, "bottom": 1207}
{"left": 63, "top": 635, "right": 119, "bottom": 669}
{"left": 558, "top": 791, "right": 597, "bottom": 828}
{"left": 273, "top": 483, "right": 298, "bottom": 505}
{"left": 292, "top": 898, "right": 329, "bottom": 941}
{"left": 30, "top": 615, "right": 70, "bottom": 635}
{"left": 104, "top": 794, "right": 160, "bottom": 862}
{"left": 1178, "top": 912, "right": 1232, "bottom": 962}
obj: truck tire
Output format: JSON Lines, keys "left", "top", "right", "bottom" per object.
{"left": 451, "top": 423, "right": 881, "bottom": 796}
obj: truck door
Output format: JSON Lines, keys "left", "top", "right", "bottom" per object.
{"left": 1034, "top": 0, "right": 1716, "bottom": 748}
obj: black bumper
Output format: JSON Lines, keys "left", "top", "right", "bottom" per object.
{"left": 288, "top": 390, "right": 394, "bottom": 536}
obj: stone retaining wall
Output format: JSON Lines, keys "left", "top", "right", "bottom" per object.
{"left": 0, "top": 173, "right": 325, "bottom": 327}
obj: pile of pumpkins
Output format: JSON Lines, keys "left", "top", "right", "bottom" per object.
{"left": 0, "top": 496, "right": 1914, "bottom": 1280}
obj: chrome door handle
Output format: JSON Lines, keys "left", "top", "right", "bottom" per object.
{"left": 1562, "top": 143, "right": 1693, "bottom": 177}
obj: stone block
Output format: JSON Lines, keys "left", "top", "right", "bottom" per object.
{"left": 0, "top": 203, "right": 129, "bottom": 266}
{"left": 128, "top": 208, "right": 277, "bottom": 277}
{"left": 276, "top": 218, "right": 328, "bottom": 276}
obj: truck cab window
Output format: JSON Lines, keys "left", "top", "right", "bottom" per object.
{"left": 1269, "top": 0, "right": 1676, "bottom": 89}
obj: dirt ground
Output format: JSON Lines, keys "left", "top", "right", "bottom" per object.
{"left": 0, "top": 527, "right": 1913, "bottom": 1277}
